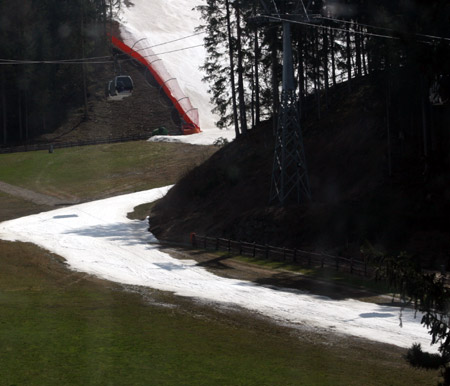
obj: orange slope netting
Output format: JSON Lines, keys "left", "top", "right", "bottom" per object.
{"left": 111, "top": 34, "right": 201, "bottom": 135}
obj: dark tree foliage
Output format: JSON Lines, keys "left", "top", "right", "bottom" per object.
{"left": 198, "top": 0, "right": 450, "bottom": 177}
{"left": 367, "top": 247, "right": 450, "bottom": 385}
{"left": 0, "top": 0, "right": 113, "bottom": 145}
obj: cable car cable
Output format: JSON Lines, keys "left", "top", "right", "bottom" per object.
{"left": 0, "top": 43, "right": 205, "bottom": 65}
{"left": 316, "top": 15, "right": 450, "bottom": 43}
{"left": 0, "top": 31, "right": 206, "bottom": 65}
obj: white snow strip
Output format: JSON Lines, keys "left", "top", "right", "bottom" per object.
{"left": 0, "top": 187, "right": 436, "bottom": 352}
{"left": 148, "top": 128, "right": 235, "bottom": 146}
{"left": 119, "top": 0, "right": 221, "bottom": 134}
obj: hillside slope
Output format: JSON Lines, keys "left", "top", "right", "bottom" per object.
{"left": 36, "top": 59, "right": 180, "bottom": 144}
{"left": 149, "top": 80, "right": 450, "bottom": 269}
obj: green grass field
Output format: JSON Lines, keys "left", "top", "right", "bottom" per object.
{"left": 0, "top": 141, "right": 215, "bottom": 200}
{"left": 0, "top": 241, "right": 437, "bottom": 386}
{"left": 0, "top": 142, "right": 439, "bottom": 385}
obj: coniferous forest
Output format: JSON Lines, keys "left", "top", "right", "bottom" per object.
{"left": 198, "top": 0, "right": 450, "bottom": 167}
{"left": 0, "top": 0, "right": 122, "bottom": 145}
{"left": 1, "top": 0, "right": 449, "bottom": 155}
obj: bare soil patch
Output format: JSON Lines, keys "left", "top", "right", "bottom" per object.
{"left": 0, "top": 181, "right": 79, "bottom": 207}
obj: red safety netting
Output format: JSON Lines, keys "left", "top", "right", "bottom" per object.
{"left": 110, "top": 34, "right": 201, "bottom": 135}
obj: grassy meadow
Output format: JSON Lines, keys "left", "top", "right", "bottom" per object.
{"left": 0, "top": 142, "right": 439, "bottom": 385}
{"left": 0, "top": 141, "right": 215, "bottom": 201}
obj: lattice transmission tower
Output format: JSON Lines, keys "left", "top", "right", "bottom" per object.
{"left": 252, "top": 0, "right": 315, "bottom": 206}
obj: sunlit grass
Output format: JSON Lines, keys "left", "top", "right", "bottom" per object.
{"left": 0, "top": 240, "right": 437, "bottom": 386}
{"left": 0, "top": 141, "right": 215, "bottom": 200}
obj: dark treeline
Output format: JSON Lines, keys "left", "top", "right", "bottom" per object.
{"left": 0, "top": 0, "right": 122, "bottom": 145}
{"left": 198, "top": 0, "right": 450, "bottom": 168}
{"left": 199, "top": 2, "right": 450, "bottom": 382}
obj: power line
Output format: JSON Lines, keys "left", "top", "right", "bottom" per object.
{"left": 264, "top": 14, "right": 401, "bottom": 41}
{"left": 0, "top": 43, "right": 205, "bottom": 66}
{"left": 265, "top": 12, "right": 450, "bottom": 44}
{"left": 0, "top": 32, "right": 206, "bottom": 65}
{"left": 135, "top": 31, "right": 205, "bottom": 53}
{"left": 317, "top": 15, "right": 450, "bottom": 43}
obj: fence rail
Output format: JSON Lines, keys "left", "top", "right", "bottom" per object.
{"left": 0, "top": 133, "right": 152, "bottom": 154}
{"left": 191, "top": 234, "right": 373, "bottom": 278}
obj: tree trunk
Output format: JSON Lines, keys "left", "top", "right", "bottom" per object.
{"left": 81, "top": 0, "right": 89, "bottom": 120}
{"left": 355, "top": 24, "right": 362, "bottom": 78}
{"left": 298, "top": 33, "right": 305, "bottom": 98}
{"left": 42, "top": 111, "right": 47, "bottom": 134}
{"left": 254, "top": 28, "right": 260, "bottom": 126}
{"left": 330, "top": 29, "right": 336, "bottom": 86}
{"left": 1, "top": 70, "right": 7, "bottom": 145}
{"left": 235, "top": 4, "right": 247, "bottom": 134}
{"left": 362, "top": 29, "right": 368, "bottom": 76}
{"left": 386, "top": 80, "right": 392, "bottom": 176}
{"left": 102, "top": 0, "right": 107, "bottom": 40}
{"left": 270, "top": 28, "right": 280, "bottom": 133}
{"left": 314, "top": 29, "right": 321, "bottom": 120}
{"left": 251, "top": 63, "right": 255, "bottom": 129}
{"left": 297, "top": 32, "right": 305, "bottom": 119}
{"left": 346, "top": 24, "right": 352, "bottom": 90}
{"left": 323, "top": 27, "right": 329, "bottom": 107}
{"left": 24, "top": 91, "right": 29, "bottom": 141}
{"left": 18, "top": 91, "right": 23, "bottom": 141}
{"left": 225, "top": 0, "right": 239, "bottom": 137}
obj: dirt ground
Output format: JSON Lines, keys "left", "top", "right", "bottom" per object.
{"left": 0, "top": 181, "right": 79, "bottom": 207}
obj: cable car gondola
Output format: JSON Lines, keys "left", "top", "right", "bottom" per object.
{"left": 106, "top": 75, "right": 134, "bottom": 101}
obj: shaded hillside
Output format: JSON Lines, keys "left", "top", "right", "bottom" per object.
{"left": 11, "top": 20, "right": 181, "bottom": 145}
{"left": 150, "top": 79, "right": 450, "bottom": 269}
{"left": 35, "top": 56, "right": 180, "bottom": 144}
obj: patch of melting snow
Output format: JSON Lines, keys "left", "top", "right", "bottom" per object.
{"left": 0, "top": 186, "right": 437, "bottom": 352}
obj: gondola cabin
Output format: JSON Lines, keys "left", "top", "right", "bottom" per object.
{"left": 106, "top": 75, "right": 134, "bottom": 101}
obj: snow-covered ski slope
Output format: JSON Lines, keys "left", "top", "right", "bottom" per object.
{"left": 0, "top": 187, "right": 436, "bottom": 352}
{"left": 120, "top": 0, "right": 235, "bottom": 145}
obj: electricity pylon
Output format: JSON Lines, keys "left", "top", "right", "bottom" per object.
{"left": 253, "top": 1, "right": 313, "bottom": 206}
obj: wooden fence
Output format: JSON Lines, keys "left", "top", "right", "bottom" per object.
{"left": 191, "top": 234, "right": 374, "bottom": 278}
{"left": 0, "top": 133, "right": 152, "bottom": 154}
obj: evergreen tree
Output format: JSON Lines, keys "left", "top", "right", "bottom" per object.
{"left": 366, "top": 247, "right": 450, "bottom": 385}
{"left": 0, "top": 0, "right": 111, "bottom": 144}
